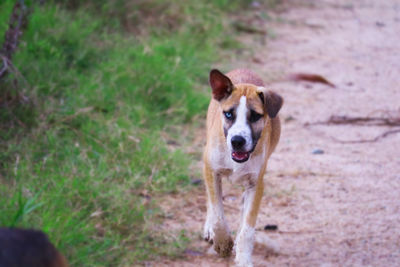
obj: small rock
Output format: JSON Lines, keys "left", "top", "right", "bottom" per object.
{"left": 264, "top": 224, "right": 278, "bottom": 231}
{"left": 90, "top": 210, "right": 103, "bottom": 218}
{"left": 191, "top": 178, "right": 202, "bottom": 185}
{"left": 167, "top": 140, "right": 178, "bottom": 145}
{"left": 162, "top": 212, "right": 174, "bottom": 219}
{"left": 285, "top": 115, "right": 295, "bottom": 122}
{"left": 252, "top": 57, "right": 264, "bottom": 64}
{"left": 304, "top": 18, "right": 325, "bottom": 29}
{"left": 312, "top": 149, "right": 324, "bottom": 155}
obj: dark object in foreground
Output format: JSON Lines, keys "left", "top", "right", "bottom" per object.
{"left": 0, "top": 228, "right": 68, "bottom": 267}
{"left": 264, "top": 224, "right": 278, "bottom": 231}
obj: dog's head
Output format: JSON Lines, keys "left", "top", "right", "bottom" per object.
{"left": 209, "top": 69, "right": 283, "bottom": 163}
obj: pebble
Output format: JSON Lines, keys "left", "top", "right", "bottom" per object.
{"left": 264, "top": 224, "right": 278, "bottom": 231}
{"left": 191, "top": 179, "right": 203, "bottom": 185}
{"left": 312, "top": 149, "right": 324, "bottom": 155}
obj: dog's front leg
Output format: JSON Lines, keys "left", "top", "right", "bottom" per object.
{"left": 235, "top": 175, "right": 264, "bottom": 267}
{"left": 203, "top": 163, "right": 233, "bottom": 257}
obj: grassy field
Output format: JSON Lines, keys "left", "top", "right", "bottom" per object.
{"left": 0, "top": 0, "right": 249, "bottom": 266}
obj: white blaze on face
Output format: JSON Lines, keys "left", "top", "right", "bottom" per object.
{"left": 227, "top": 96, "right": 253, "bottom": 153}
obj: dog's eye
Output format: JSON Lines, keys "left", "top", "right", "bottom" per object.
{"left": 249, "top": 110, "right": 263, "bottom": 123}
{"left": 223, "top": 110, "right": 234, "bottom": 120}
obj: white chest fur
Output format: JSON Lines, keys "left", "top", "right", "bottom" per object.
{"left": 209, "top": 146, "right": 265, "bottom": 184}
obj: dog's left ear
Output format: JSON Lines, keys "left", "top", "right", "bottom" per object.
{"left": 209, "top": 69, "right": 234, "bottom": 101}
{"left": 257, "top": 88, "right": 283, "bottom": 118}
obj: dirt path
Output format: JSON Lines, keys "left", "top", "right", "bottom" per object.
{"left": 156, "top": 1, "right": 400, "bottom": 266}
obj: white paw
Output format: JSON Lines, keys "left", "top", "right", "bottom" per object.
{"left": 234, "top": 224, "right": 255, "bottom": 266}
{"left": 203, "top": 219, "right": 215, "bottom": 243}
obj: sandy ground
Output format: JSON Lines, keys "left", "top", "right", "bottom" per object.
{"left": 153, "top": 0, "right": 400, "bottom": 266}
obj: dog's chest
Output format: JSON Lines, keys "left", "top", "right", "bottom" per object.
{"left": 210, "top": 147, "right": 265, "bottom": 184}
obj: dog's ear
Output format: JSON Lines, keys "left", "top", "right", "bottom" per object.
{"left": 209, "top": 69, "right": 234, "bottom": 101}
{"left": 257, "top": 88, "right": 283, "bottom": 118}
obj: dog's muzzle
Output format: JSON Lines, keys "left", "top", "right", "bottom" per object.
{"left": 231, "top": 135, "right": 250, "bottom": 163}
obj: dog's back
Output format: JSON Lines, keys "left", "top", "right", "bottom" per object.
{"left": 226, "top": 69, "right": 264, "bottom": 87}
{"left": 0, "top": 228, "right": 68, "bottom": 267}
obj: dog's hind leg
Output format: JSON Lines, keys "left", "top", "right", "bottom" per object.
{"left": 203, "top": 163, "right": 233, "bottom": 257}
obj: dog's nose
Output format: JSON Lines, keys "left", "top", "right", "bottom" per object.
{"left": 231, "top": 135, "right": 246, "bottom": 149}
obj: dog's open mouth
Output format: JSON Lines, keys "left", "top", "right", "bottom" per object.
{"left": 232, "top": 151, "right": 250, "bottom": 163}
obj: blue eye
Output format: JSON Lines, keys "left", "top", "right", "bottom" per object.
{"left": 224, "top": 111, "right": 234, "bottom": 120}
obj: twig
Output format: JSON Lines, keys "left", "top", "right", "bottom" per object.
{"left": 276, "top": 230, "right": 323, "bottom": 235}
{"left": 307, "top": 115, "right": 400, "bottom": 127}
{"left": 233, "top": 22, "right": 267, "bottom": 35}
{"left": 0, "top": 0, "right": 28, "bottom": 80}
{"left": 287, "top": 73, "right": 336, "bottom": 88}
{"left": 0, "top": 56, "right": 9, "bottom": 78}
{"left": 58, "top": 107, "right": 94, "bottom": 123}
{"left": 330, "top": 129, "right": 400, "bottom": 144}
{"left": 306, "top": 114, "right": 400, "bottom": 143}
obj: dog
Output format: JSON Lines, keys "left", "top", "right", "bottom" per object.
{"left": 203, "top": 69, "right": 283, "bottom": 266}
{"left": 0, "top": 228, "right": 68, "bottom": 267}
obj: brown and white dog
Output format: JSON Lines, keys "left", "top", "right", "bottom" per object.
{"left": 203, "top": 69, "right": 283, "bottom": 266}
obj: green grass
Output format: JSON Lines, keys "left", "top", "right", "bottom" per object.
{"left": 0, "top": 0, "right": 250, "bottom": 266}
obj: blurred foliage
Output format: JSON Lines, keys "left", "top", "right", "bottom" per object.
{"left": 0, "top": 0, "right": 250, "bottom": 265}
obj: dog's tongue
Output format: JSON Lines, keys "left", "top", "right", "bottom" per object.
{"left": 232, "top": 151, "right": 249, "bottom": 161}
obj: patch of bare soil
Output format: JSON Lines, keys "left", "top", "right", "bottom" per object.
{"left": 153, "top": 0, "right": 400, "bottom": 266}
